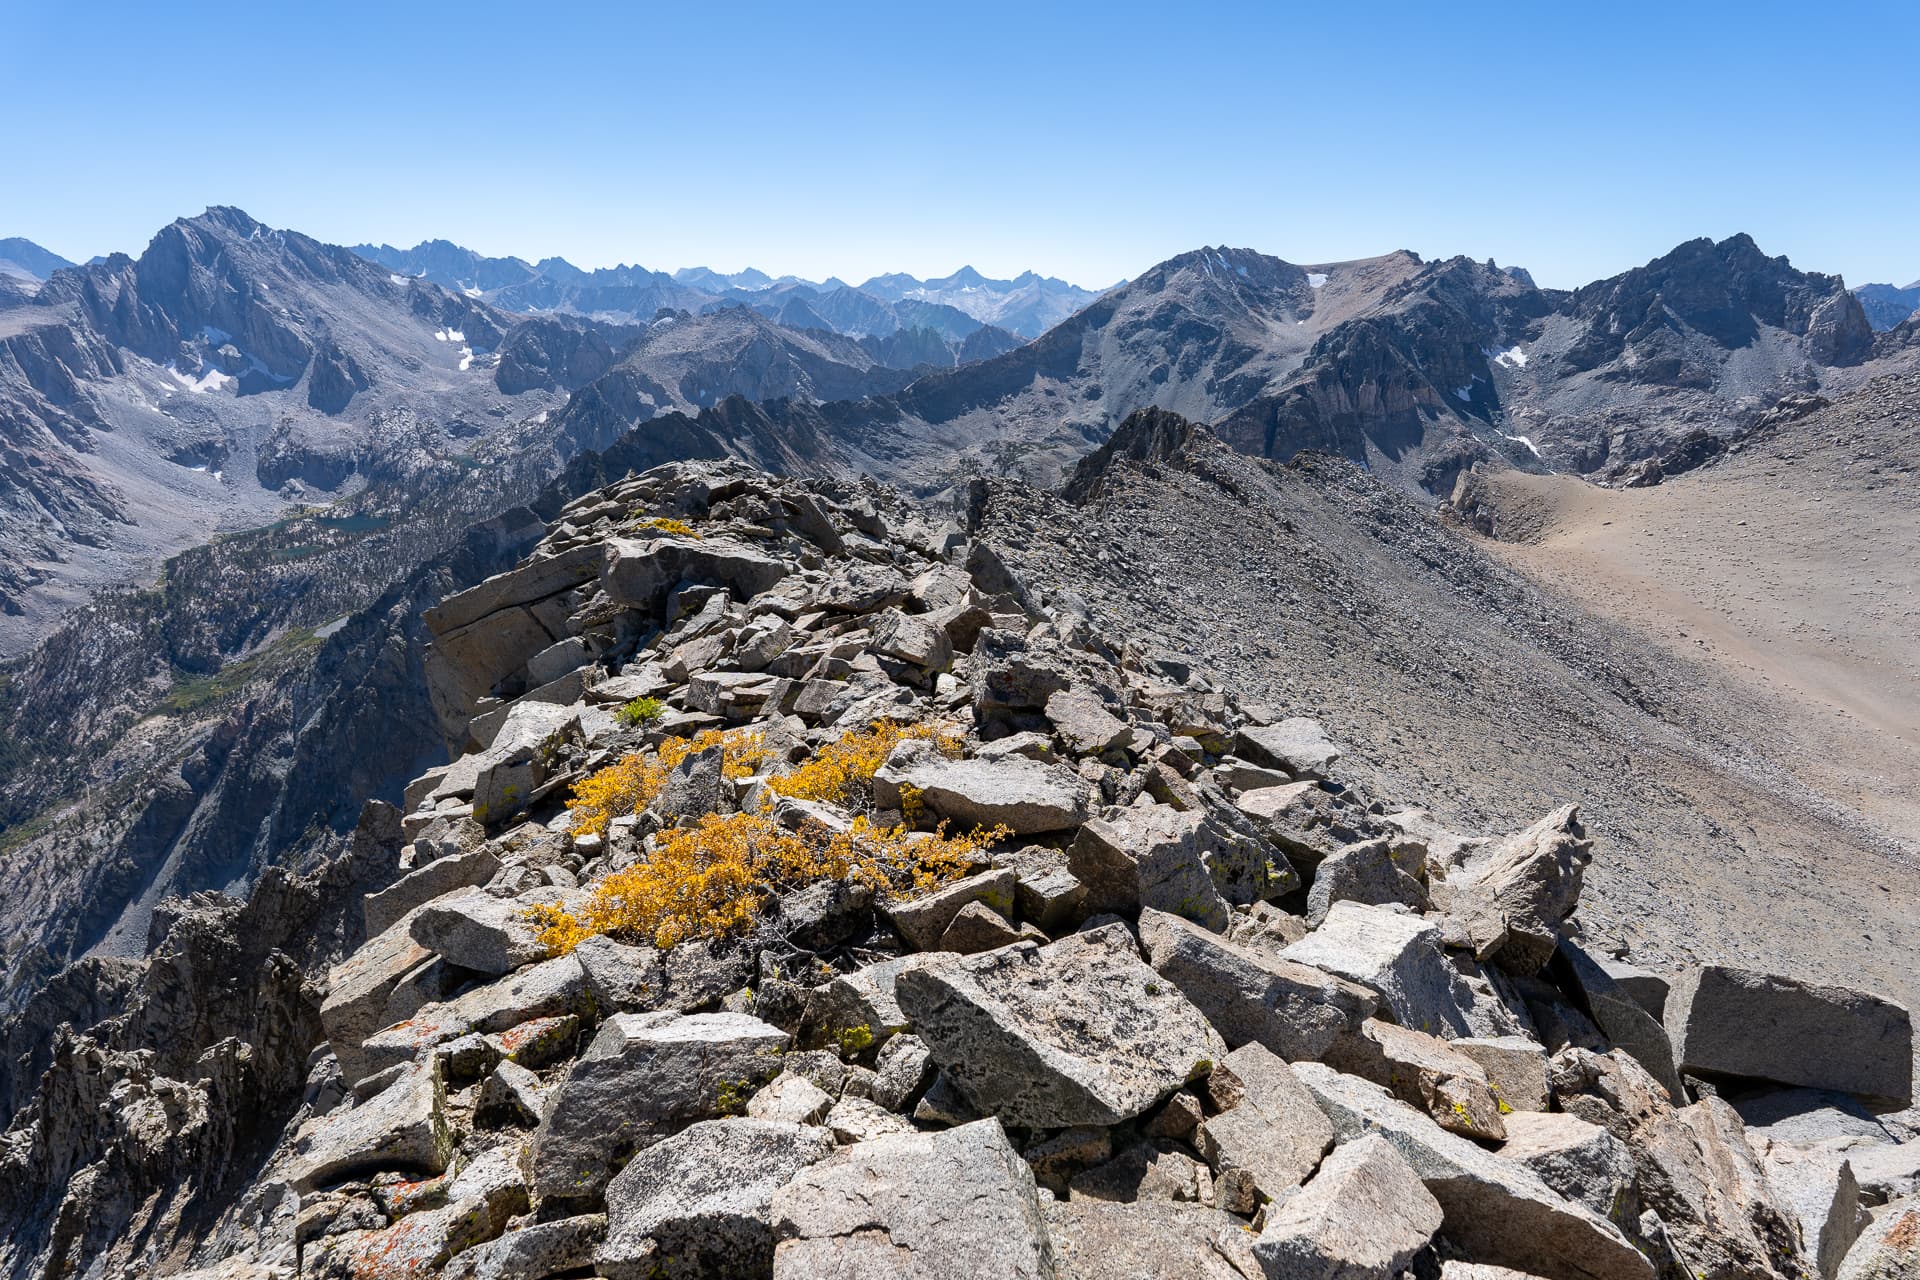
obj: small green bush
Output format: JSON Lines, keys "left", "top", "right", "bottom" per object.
{"left": 615, "top": 696, "right": 666, "bottom": 728}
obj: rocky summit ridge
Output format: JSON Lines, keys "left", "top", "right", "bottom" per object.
{"left": 5, "top": 457, "right": 1914, "bottom": 1279}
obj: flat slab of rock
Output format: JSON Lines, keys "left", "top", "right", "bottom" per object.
{"left": 877, "top": 752, "right": 1086, "bottom": 835}
{"left": 1294, "top": 1063, "right": 1654, "bottom": 1280}
{"left": 290, "top": 1061, "right": 453, "bottom": 1192}
{"left": 365, "top": 847, "right": 502, "bottom": 938}
{"left": 1252, "top": 1132, "right": 1443, "bottom": 1280}
{"left": 1453, "top": 1036, "right": 1552, "bottom": 1113}
{"left": 597, "top": 1118, "right": 834, "bottom": 1278}
{"left": 322, "top": 915, "right": 435, "bottom": 1084}
{"left": 895, "top": 924, "right": 1225, "bottom": 1129}
{"left": 1235, "top": 718, "right": 1341, "bottom": 778}
{"left": 1664, "top": 966, "right": 1913, "bottom": 1105}
{"left": 1045, "top": 688, "right": 1133, "bottom": 755}
{"left": 1139, "top": 908, "right": 1375, "bottom": 1060}
{"left": 771, "top": 1119, "right": 1054, "bottom": 1279}
{"left": 409, "top": 886, "right": 556, "bottom": 976}
{"left": 532, "top": 1011, "right": 790, "bottom": 1206}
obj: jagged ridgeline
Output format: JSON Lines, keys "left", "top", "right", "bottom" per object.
{"left": 3, "top": 458, "right": 1910, "bottom": 1278}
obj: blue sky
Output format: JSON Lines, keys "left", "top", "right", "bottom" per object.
{"left": 6, "top": 1, "right": 1916, "bottom": 290}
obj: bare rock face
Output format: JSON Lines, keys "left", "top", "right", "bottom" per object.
{"left": 771, "top": 1119, "right": 1055, "bottom": 1279}
{"left": 895, "top": 925, "right": 1226, "bottom": 1129}
{"left": 1663, "top": 966, "right": 1913, "bottom": 1106}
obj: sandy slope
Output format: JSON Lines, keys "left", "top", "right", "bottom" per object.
{"left": 1477, "top": 375, "right": 1920, "bottom": 845}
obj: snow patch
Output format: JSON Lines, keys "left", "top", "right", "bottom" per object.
{"left": 389, "top": 273, "right": 407, "bottom": 285}
{"left": 1503, "top": 433, "right": 1541, "bottom": 457}
{"left": 1454, "top": 385, "right": 1474, "bottom": 403}
{"left": 168, "top": 364, "right": 233, "bottom": 394}
{"left": 462, "top": 286, "right": 483, "bottom": 298}
{"left": 459, "top": 346, "right": 474, "bottom": 371}
{"left": 1490, "top": 344, "right": 1529, "bottom": 369}
{"left": 433, "top": 328, "right": 466, "bottom": 343}
{"left": 1307, "top": 272, "right": 1328, "bottom": 289}
{"left": 198, "top": 325, "right": 232, "bottom": 344}
{"left": 532, "top": 410, "right": 550, "bottom": 424}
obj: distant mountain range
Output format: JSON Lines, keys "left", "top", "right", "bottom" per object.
{"left": 1855, "top": 279, "right": 1920, "bottom": 330}
{"left": 352, "top": 239, "right": 1104, "bottom": 340}
{"left": 0, "top": 238, "right": 76, "bottom": 284}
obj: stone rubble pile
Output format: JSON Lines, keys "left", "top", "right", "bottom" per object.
{"left": 238, "top": 462, "right": 1914, "bottom": 1278}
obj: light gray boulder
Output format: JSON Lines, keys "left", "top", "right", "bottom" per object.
{"left": 1068, "top": 806, "right": 1236, "bottom": 931}
{"left": 531, "top": 1011, "right": 790, "bottom": 1206}
{"left": 601, "top": 534, "right": 790, "bottom": 611}
{"left": 1195, "top": 1044, "right": 1334, "bottom": 1200}
{"left": 444, "top": 1214, "right": 607, "bottom": 1280}
{"left": 1045, "top": 1197, "right": 1261, "bottom": 1280}
{"left": 1327, "top": 1019, "right": 1507, "bottom": 1141}
{"left": 409, "top": 886, "right": 557, "bottom": 976}
{"left": 1044, "top": 688, "right": 1133, "bottom": 755}
{"left": 597, "top": 1118, "right": 835, "bottom": 1278}
{"left": 1293, "top": 1063, "right": 1654, "bottom": 1280}
{"left": 1751, "top": 1134, "right": 1869, "bottom": 1280}
{"left": 475, "top": 1058, "right": 544, "bottom": 1128}
{"left": 771, "top": 1119, "right": 1055, "bottom": 1279}
{"left": 1306, "top": 838, "right": 1429, "bottom": 927}
{"left": 1445, "top": 806, "right": 1591, "bottom": 975}
{"left": 289, "top": 1060, "right": 453, "bottom": 1192}
{"left": 1497, "top": 1111, "right": 1638, "bottom": 1223}
{"left": 1251, "top": 1133, "right": 1443, "bottom": 1280}
{"left": 895, "top": 924, "right": 1226, "bottom": 1129}
{"left": 748, "top": 1072, "right": 835, "bottom": 1125}
{"left": 887, "top": 869, "right": 1019, "bottom": 951}
{"left": 1235, "top": 718, "right": 1342, "bottom": 779}
{"left": 321, "top": 914, "right": 435, "bottom": 1084}
{"left": 1138, "top": 908, "right": 1376, "bottom": 1060}
{"left": 1664, "top": 966, "right": 1913, "bottom": 1106}
{"left": 365, "top": 847, "right": 502, "bottom": 937}
{"left": 875, "top": 746, "right": 1086, "bottom": 835}
{"left": 1836, "top": 1195, "right": 1920, "bottom": 1279}
{"left": 1281, "top": 902, "right": 1521, "bottom": 1040}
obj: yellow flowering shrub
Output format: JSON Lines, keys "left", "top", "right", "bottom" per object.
{"left": 530, "top": 810, "right": 1006, "bottom": 953}
{"left": 567, "top": 729, "right": 768, "bottom": 838}
{"left": 766, "top": 720, "right": 962, "bottom": 809}
{"left": 634, "top": 515, "right": 700, "bottom": 538}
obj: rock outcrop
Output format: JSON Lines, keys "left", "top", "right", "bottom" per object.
{"left": 2, "top": 458, "right": 1910, "bottom": 1279}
